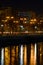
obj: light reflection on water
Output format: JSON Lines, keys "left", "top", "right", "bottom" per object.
{"left": 1, "top": 48, "right": 4, "bottom": 65}
{"left": 0, "top": 43, "right": 43, "bottom": 65}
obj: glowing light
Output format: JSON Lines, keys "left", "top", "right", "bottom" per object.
{"left": 1, "top": 24, "right": 4, "bottom": 27}
{"left": 6, "top": 16, "right": 10, "bottom": 19}
{"left": 34, "top": 26, "right": 37, "bottom": 29}
{"left": 30, "top": 19, "right": 34, "bottom": 21}
{"left": 13, "top": 21, "right": 15, "bottom": 23}
{"left": 5, "top": 47, "right": 10, "bottom": 65}
{"left": 34, "top": 19, "right": 37, "bottom": 21}
{"left": 16, "top": 21, "right": 18, "bottom": 23}
{"left": 1, "top": 48, "right": 4, "bottom": 65}
{"left": 25, "top": 31, "right": 28, "bottom": 33}
{"left": 20, "top": 45, "right": 23, "bottom": 65}
{"left": 30, "top": 22, "right": 35, "bottom": 24}
{"left": 24, "top": 18, "right": 27, "bottom": 20}
{"left": 20, "top": 18, "right": 23, "bottom": 20}
{"left": 24, "top": 45, "right": 27, "bottom": 65}
{"left": 11, "top": 16, "right": 14, "bottom": 19}
{"left": 2, "top": 20, "right": 4, "bottom": 22}
{"left": 20, "top": 25, "right": 23, "bottom": 28}
{"left": 5, "top": 20, "right": 7, "bottom": 22}
{"left": 34, "top": 43, "right": 37, "bottom": 65}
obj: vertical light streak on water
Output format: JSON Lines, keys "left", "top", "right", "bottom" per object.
{"left": 16, "top": 46, "right": 18, "bottom": 61}
{"left": 5, "top": 47, "right": 10, "bottom": 65}
{"left": 20, "top": 45, "right": 23, "bottom": 65}
{"left": 30, "top": 44, "right": 34, "bottom": 65}
{"left": 1, "top": 48, "right": 4, "bottom": 65}
{"left": 24, "top": 45, "right": 27, "bottom": 65}
{"left": 40, "top": 44, "right": 42, "bottom": 65}
{"left": 34, "top": 43, "right": 37, "bottom": 65}
{"left": 11, "top": 46, "right": 15, "bottom": 65}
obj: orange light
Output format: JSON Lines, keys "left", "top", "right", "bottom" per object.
{"left": 20, "top": 18, "right": 23, "bottom": 20}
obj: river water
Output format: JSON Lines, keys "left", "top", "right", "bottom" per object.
{"left": 0, "top": 42, "right": 43, "bottom": 65}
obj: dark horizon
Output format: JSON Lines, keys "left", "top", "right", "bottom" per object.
{"left": 0, "top": 0, "right": 43, "bottom": 14}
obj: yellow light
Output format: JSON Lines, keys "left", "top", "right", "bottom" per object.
{"left": 30, "top": 19, "right": 37, "bottom": 22}
{"left": 34, "top": 19, "right": 37, "bottom": 21}
{"left": 5, "top": 20, "right": 7, "bottom": 22}
{"left": 24, "top": 18, "right": 27, "bottom": 20}
{"left": 16, "top": 21, "right": 18, "bottom": 23}
{"left": 30, "top": 22, "right": 35, "bottom": 24}
{"left": 30, "top": 19, "right": 34, "bottom": 21}
{"left": 6, "top": 16, "right": 10, "bottom": 19}
{"left": 24, "top": 45, "right": 27, "bottom": 65}
{"left": 5, "top": 47, "right": 10, "bottom": 65}
{"left": 11, "top": 16, "right": 14, "bottom": 19}
{"left": 20, "top": 18, "right": 23, "bottom": 20}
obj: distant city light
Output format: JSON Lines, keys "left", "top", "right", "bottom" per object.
{"left": 24, "top": 18, "right": 27, "bottom": 20}
{"left": 6, "top": 16, "right": 10, "bottom": 19}
{"left": 2, "top": 20, "right": 4, "bottom": 22}
{"left": 35, "top": 26, "right": 37, "bottom": 29}
{"left": 1, "top": 24, "right": 4, "bottom": 27}
{"left": 25, "top": 31, "right": 28, "bottom": 33}
{"left": 20, "top": 25, "right": 23, "bottom": 28}
{"left": 30, "top": 19, "right": 34, "bottom": 21}
{"left": 20, "top": 18, "right": 23, "bottom": 20}
{"left": 11, "top": 16, "right": 14, "bottom": 19}
{"left": 34, "top": 19, "right": 37, "bottom": 21}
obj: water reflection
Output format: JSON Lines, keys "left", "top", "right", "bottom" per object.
{"left": 11, "top": 46, "right": 15, "bottom": 65}
{"left": 1, "top": 48, "right": 4, "bottom": 65}
{"left": 5, "top": 47, "right": 10, "bottom": 65}
{"left": 20, "top": 45, "right": 23, "bottom": 65}
{"left": 1, "top": 43, "right": 43, "bottom": 65}
{"left": 23, "top": 45, "right": 27, "bottom": 65}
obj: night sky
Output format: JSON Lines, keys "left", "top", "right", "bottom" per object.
{"left": 0, "top": 0, "right": 43, "bottom": 14}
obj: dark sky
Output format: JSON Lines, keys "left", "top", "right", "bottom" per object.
{"left": 0, "top": 0, "right": 43, "bottom": 14}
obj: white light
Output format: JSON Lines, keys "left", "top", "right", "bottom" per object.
{"left": 1, "top": 24, "right": 4, "bottom": 27}
{"left": 1, "top": 48, "right": 4, "bottom": 65}
{"left": 34, "top": 43, "right": 37, "bottom": 65}
{"left": 35, "top": 26, "right": 37, "bottom": 29}
{"left": 20, "top": 25, "right": 23, "bottom": 28}
{"left": 20, "top": 45, "right": 23, "bottom": 65}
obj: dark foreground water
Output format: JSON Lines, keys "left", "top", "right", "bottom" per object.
{"left": 0, "top": 42, "right": 43, "bottom": 65}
